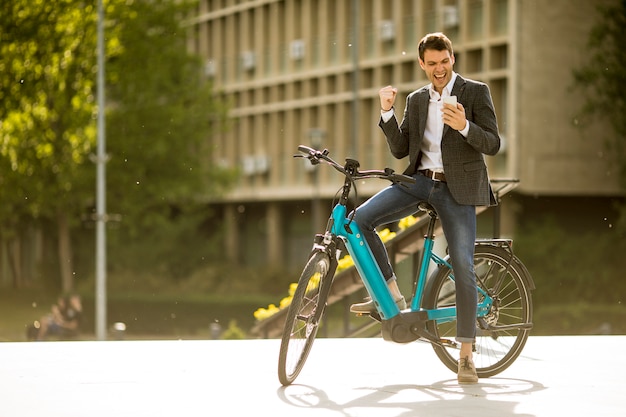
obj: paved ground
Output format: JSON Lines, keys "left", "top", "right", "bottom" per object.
{"left": 0, "top": 336, "right": 623, "bottom": 417}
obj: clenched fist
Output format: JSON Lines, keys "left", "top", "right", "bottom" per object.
{"left": 379, "top": 85, "right": 398, "bottom": 111}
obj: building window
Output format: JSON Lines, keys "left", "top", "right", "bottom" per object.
{"left": 468, "top": 0, "right": 484, "bottom": 41}
{"left": 490, "top": 44, "right": 508, "bottom": 70}
{"left": 491, "top": 0, "right": 509, "bottom": 36}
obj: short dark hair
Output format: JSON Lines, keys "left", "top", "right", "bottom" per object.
{"left": 418, "top": 32, "right": 454, "bottom": 61}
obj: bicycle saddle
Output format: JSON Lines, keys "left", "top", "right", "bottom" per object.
{"left": 417, "top": 202, "right": 437, "bottom": 215}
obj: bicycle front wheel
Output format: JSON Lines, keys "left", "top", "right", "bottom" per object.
{"left": 278, "top": 251, "right": 334, "bottom": 386}
{"left": 425, "top": 244, "right": 533, "bottom": 378}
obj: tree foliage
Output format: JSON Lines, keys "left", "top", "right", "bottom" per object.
{"left": 0, "top": 0, "right": 233, "bottom": 289}
{"left": 103, "top": 0, "right": 234, "bottom": 279}
{"left": 572, "top": 0, "right": 626, "bottom": 189}
{"left": 0, "top": 0, "right": 107, "bottom": 289}
{"left": 106, "top": 0, "right": 230, "bottom": 235}
{"left": 0, "top": 0, "right": 99, "bottom": 222}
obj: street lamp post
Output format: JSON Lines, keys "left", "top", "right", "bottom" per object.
{"left": 308, "top": 128, "right": 325, "bottom": 236}
{"left": 95, "top": 0, "right": 108, "bottom": 341}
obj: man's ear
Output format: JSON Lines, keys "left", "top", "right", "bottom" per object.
{"left": 418, "top": 59, "right": 425, "bottom": 70}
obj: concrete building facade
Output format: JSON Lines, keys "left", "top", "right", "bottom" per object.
{"left": 188, "top": 0, "right": 621, "bottom": 268}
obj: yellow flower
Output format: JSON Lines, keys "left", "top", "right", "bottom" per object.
{"left": 398, "top": 215, "right": 417, "bottom": 230}
{"left": 279, "top": 296, "right": 293, "bottom": 309}
{"left": 253, "top": 304, "right": 279, "bottom": 320}
{"left": 287, "top": 282, "right": 298, "bottom": 296}
{"left": 337, "top": 255, "right": 354, "bottom": 272}
{"left": 378, "top": 228, "right": 396, "bottom": 243}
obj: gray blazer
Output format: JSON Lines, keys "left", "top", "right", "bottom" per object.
{"left": 379, "top": 75, "right": 501, "bottom": 207}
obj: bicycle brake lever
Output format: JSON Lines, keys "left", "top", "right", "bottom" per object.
{"left": 294, "top": 153, "right": 316, "bottom": 163}
{"left": 385, "top": 168, "right": 416, "bottom": 187}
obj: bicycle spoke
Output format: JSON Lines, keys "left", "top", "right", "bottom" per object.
{"left": 426, "top": 245, "right": 533, "bottom": 378}
{"left": 278, "top": 252, "right": 334, "bottom": 386}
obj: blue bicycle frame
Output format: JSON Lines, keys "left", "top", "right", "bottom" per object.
{"left": 329, "top": 203, "right": 494, "bottom": 326}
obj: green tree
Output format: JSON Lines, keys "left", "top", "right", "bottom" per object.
{"left": 572, "top": 1, "right": 626, "bottom": 189}
{"left": 104, "top": 0, "right": 233, "bottom": 280}
{"left": 0, "top": 0, "right": 104, "bottom": 289}
{"left": 0, "top": 0, "right": 233, "bottom": 290}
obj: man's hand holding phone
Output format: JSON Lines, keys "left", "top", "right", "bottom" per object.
{"left": 442, "top": 95, "right": 466, "bottom": 131}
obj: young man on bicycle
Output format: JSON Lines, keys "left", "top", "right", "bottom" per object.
{"left": 351, "top": 32, "right": 501, "bottom": 384}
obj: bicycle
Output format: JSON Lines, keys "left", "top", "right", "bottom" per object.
{"left": 278, "top": 145, "right": 535, "bottom": 386}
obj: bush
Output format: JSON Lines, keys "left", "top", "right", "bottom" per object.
{"left": 221, "top": 320, "right": 246, "bottom": 340}
{"left": 513, "top": 216, "right": 626, "bottom": 306}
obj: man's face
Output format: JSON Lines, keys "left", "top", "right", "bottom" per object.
{"left": 419, "top": 49, "right": 455, "bottom": 93}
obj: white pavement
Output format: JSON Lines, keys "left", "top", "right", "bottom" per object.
{"left": 0, "top": 336, "right": 623, "bottom": 417}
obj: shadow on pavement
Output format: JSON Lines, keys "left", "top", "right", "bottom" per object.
{"left": 277, "top": 377, "right": 546, "bottom": 417}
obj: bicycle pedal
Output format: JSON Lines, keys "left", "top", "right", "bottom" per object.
{"left": 440, "top": 338, "right": 459, "bottom": 349}
{"left": 352, "top": 311, "right": 380, "bottom": 320}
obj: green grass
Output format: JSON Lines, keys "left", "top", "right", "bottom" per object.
{"left": 0, "top": 289, "right": 277, "bottom": 341}
{"left": 531, "top": 302, "right": 626, "bottom": 335}
{"left": 0, "top": 289, "right": 58, "bottom": 341}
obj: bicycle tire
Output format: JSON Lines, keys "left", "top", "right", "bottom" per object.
{"left": 424, "top": 245, "right": 533, "bottom": 378}
{"left": 278, "top": 251, "right": 334, "bottom": 386}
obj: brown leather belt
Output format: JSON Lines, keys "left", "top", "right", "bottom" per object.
{"left": 419, "top": 169, "right": 447, "bottom": 182}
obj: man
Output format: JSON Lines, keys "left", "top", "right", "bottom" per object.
{"left": 351, "top": 32, "right": 501, "bottom": 384}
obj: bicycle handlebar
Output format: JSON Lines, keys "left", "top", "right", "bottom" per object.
{"left": 295, "top": 145, "right": 416, "bottom": 186}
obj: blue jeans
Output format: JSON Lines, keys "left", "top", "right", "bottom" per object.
{"left": 353, "top": 173, "right": 477, "bottom": 343}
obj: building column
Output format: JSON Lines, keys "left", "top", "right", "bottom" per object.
{"left": 224, "top": 204, "right": 239, "bottom": 264}
{"left": 266, "top": 202, "right": 282, "bottom": 266}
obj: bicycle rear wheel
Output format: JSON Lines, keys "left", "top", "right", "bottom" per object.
{"left": 424, "top": 245, "right": 533, "bottom": 378}
{"left": 278, "top": 251, "right": 334, "bottom": 386}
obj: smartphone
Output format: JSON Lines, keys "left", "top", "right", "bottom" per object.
{"left": 443, "top": 96, "right": 457, "bottom": 106}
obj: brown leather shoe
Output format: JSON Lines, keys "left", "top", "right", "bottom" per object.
{"left": 458, "top": 356, "right": 478, "bottom": 384}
